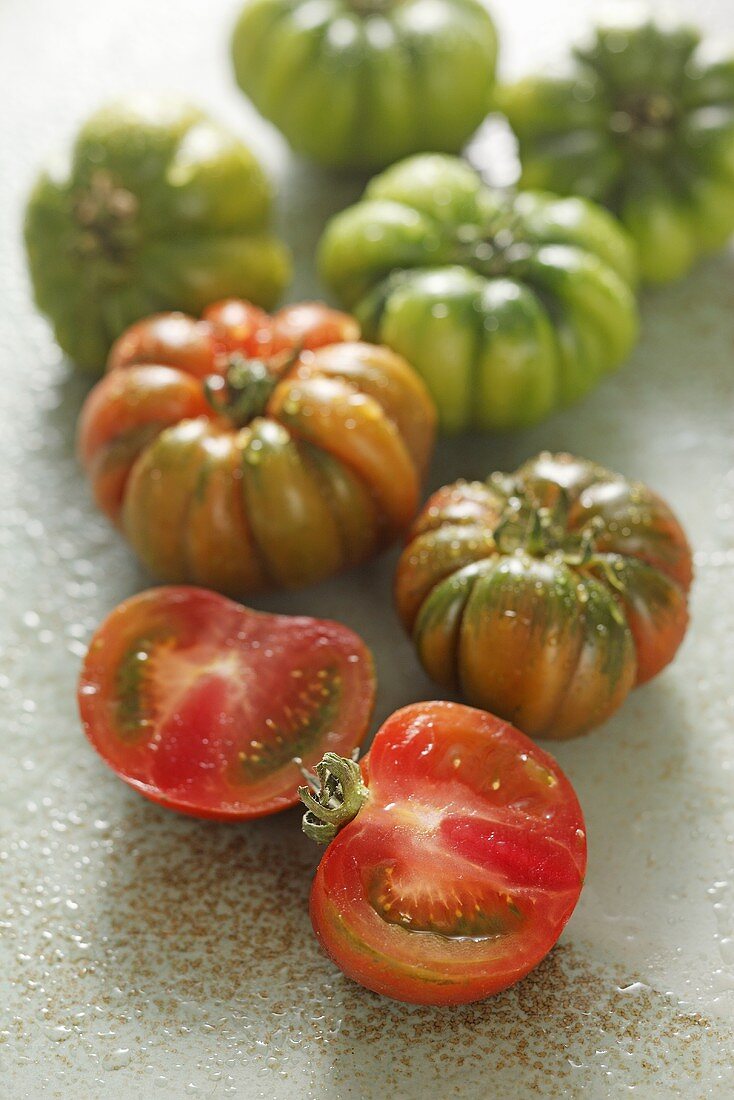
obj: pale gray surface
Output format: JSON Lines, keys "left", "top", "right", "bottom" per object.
{"left": 1, "top": 0, "right": 733, "bottom": 1097}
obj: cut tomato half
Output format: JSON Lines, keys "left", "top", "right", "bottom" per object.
{"left": 79, "top": 586, "right": 375, "bottom": 820}
{"left": 303, "top": 701, "right": 586, "bottom": 1005}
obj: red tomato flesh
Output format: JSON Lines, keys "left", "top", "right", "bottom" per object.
{"left": 309, "top": 701, "right": 586, "bottom": 1005}
{"left": 78, "top": 587, "right": 375, "bottom": 820}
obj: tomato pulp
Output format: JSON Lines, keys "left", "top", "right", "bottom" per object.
{"left": 302, "top": 702, "right": 586, "bottom": 1005}
{"left": 79, "top": 586, "right": 375, "bottom": 820}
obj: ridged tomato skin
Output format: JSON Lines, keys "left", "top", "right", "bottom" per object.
{"left": 107, "top": 313, "right": 219, "bottom": 377}
{"left": 395, "top": 453, "right": 693, "bottom": 739}
{"left": 500, "top": 17, "right": 734, "bottom": 283}
{"left": 231, "top": 0, "right": 498, "bottom": 171}
{"left": 308, "top": 702, "right": 587, "bottom": 1005}
{"left": 78, "top": 586, "right": 376, "bottom": 820}
{"left": 318, "top": 155, "right": 639, "bottom": 433}
{"left": 24, "top": 100, "right": 290, "bottom": 371}
{"left": 77, "top": 299, "right": 436, "bottom": 594}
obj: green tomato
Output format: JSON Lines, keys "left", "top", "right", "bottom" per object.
{"left": 24, "top": 99, "right": 291, "bottom": 372}
{"left": 499, "top": 16, "right": 734, "bottom": 283}
{"left": 318, "top": 154, "right": 639, "bottom": 433}
{"left": 231, "top": 0, "right": 498, "bottom": 170}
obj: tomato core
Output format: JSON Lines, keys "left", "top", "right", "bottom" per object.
{"left": 202, "top": 349, "right": 299, "bottom": 427}
{"left": 73, "top": 169, "right": 139, "bottom": 264}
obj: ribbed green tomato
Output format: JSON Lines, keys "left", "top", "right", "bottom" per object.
{"left": 318, "top": 155, "right": 639, "bottom": 433}
{"left": 24, "top": 99, "right": 291, "bottom": 372}
{"left": 499, "top": 16, "right": 734, "bottom": 283}
{"left": 231, "top": 0, "right": 498, "bottom": 170}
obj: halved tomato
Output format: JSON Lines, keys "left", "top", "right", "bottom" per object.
{"left": 301, "top": 701, "right": 586, "bottom": 1005}
{"left": 78, "top": 586, "right": 375, "bottom": 820}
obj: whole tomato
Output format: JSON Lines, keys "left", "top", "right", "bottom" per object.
{"left": 499, "top": 16, "right": 734, "bottom": 282}
{"left": 79, "top": 587, "right": 375, "bottom": 820}
{"left": 24, "top": 99, "right": 291, "bottom": 371}
{"left": 78, "top": 299, "right": 436, "bottom": 593}
{"left": 319, "top": 155, "right": 639, "bottom": 433}
{"left": 395, "top": 453, "right": 693, "bottom": 739}
{"left": 231, "top": 0, "right": 498, "bottom": 170}
{"left": 300, "top": 701, "right": 587, "bottom": 1005}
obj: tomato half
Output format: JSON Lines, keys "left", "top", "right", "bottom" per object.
{"left": 302, "top": 702, "right": 586, "bottom": 1005}
{"left": 78, "top": 587, "right": 375, "bottom": 820}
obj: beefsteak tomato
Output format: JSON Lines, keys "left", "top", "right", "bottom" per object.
{"left": 79, "top": 586, "right": 375, "bottom": 820}
{"left": 300, "top": 701, "right": 586, "bottom": 1005}
{"left": 24, "top": 99, "right": 291, "bottom": 371}
{"left": 395, "top": 452, "right": 693, "bottom": 739}
{"left": 499, "top": 16, "right": 734, "bottom": 282}
{"left": 318, "top": 155, "right": 639, "bottom": 432}
{"left": 231, "top": 0, "right": 498, "bottom": 170}
{"left": 78, "top": 299, "right": 436, "bottom": 593}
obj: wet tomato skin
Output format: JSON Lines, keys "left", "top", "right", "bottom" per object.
{"left": 309, "top": 701, "right": 586, "bottom": 1006}
{"left": 395, "top": 452, "right": 693, "bottom": 739}
{"left": 107, "top": 312, "right": 219, "bottom": 378}
{"left": 107, "top": 299, "right": 362, "bottom": 373}
{"left": 78, "top": 586, "right": 375, "bottom": 821}
{"left": 79, "top": 299, "right": 435, "bottom": 595}
{"left": 77, "top": 366, "right": 213, "bottom": 523}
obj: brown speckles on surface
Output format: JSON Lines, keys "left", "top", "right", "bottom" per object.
{"left": 2, "top": 784, "right": 733, "bottom": 1098}
{"left": 3, "top": 0, "right": 734, "bottom": 1096}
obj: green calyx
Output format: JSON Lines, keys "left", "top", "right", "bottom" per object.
{"left": 73, "top": 169, "right": 140, "bottom": 266}
{"left": 491, "top": 482, "right": 606, "bottom": 567}
{"left": 204, "top": 348, "right": 298, "bottom": 427}
{"left": 574, "top": 23, "right": 692, "bottom": 153}
{"left": 204, "top": 346, "right": 300, "bottom": 427}
{"left": 451, "top": 214, "right": 529, "bottom": 278}
{"left": 299, "top": 752, "right": 369, "bottom": 845}
{"left": 608, "top": 92, "right": 679, "bottom": 154}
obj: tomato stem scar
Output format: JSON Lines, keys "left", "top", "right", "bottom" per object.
{"left": 299, "top": 752, "right": 368, "bottom": 845}
{"left": 203, "top": 346, "right": 300, "bottom": 427}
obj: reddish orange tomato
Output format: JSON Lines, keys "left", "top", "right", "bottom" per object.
{"left": 301, "top": 701, "right": 586, "bottom": 1005}
{"left": 79, "top": 587, "right": 375, "bottom": 820}
{"left": 79, "top": 299, "right": 436, "bottom": 594}
{"left": 106, "top": 311, "right": 220, "bottom": 378}
{"left": 106, "top": 300, "right": 360, "bottom": 376}
{"left": 395, "top": 452, "right": 693, "bottom": 739}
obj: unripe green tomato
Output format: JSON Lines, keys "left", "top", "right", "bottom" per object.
{"left": 231, "top": 0, "right": 498, "bottom": 170}
{"left": 318, "top": 154, "right": 639, "bottom": 433}
{"left": 499, "top": 16, "right": 734, "bottom": 283}
{"left": 24, "top": 98, "right": 291, "bottom": 372}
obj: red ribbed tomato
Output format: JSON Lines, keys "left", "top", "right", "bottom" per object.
{"left": 301, "top": 701, "right": 586, "bottom": 1005}
{"left": 78, "top": 298, "right": 435, "bottom": 595}
{"left": 395, "top": 452, "right": 693, "bottom": 739}
{"left": 78, "top": 586, "right": 375, "bottom": 820}
{"left": 106, "top": 299, "right": 360, "bottom": 377}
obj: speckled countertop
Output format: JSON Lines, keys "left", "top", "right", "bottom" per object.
{"left": 1, "top": 0, "right": 733, "bottom": 1096}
